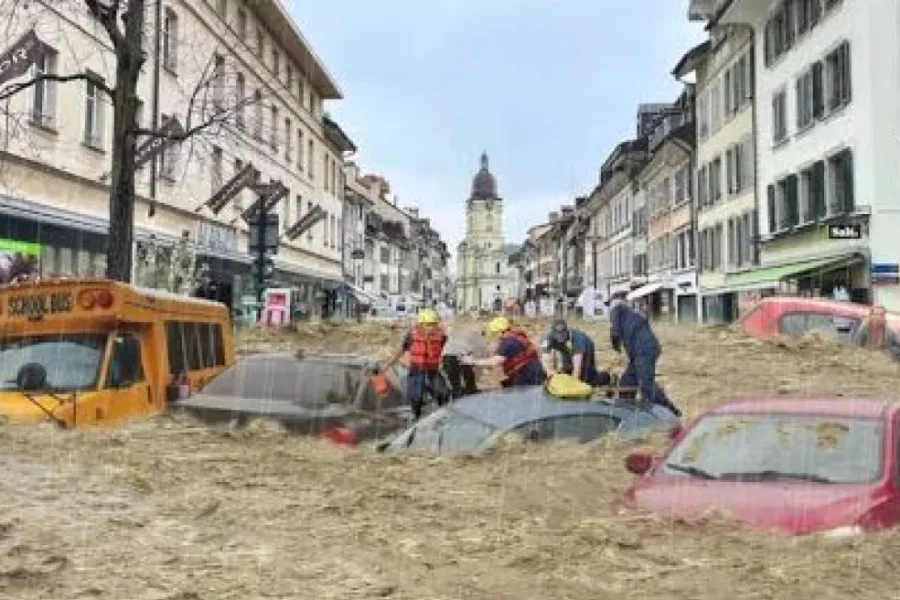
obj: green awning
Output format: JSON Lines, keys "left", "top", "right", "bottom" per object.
{"left": 720, "top": 255, "right": 862, "bottom": 291}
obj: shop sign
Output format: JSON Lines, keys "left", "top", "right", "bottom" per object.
{"left": 196, "top": 222, "right": 238, "bottom": 254}
{"left": 828, "top": 224, "right": 862, "bottom": 240}
{"left": 0, "top": 29, "right": 46, "bottom": 87}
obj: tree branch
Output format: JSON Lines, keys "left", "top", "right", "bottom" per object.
{"left": 130, "top": 93, "right": 263, "bottom": 141}
{"left": 0, "top": 72, "right": 113, "bottom": 103}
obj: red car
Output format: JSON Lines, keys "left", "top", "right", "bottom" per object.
{"left": 623, "top": 398, "right": 900, "bottom": 536}
{"left": 738, "top": 296, "right": 900, "bottom": 347}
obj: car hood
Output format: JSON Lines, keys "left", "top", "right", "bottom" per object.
{"left": 628, "top": 476, "right": 881, "bottom": 535}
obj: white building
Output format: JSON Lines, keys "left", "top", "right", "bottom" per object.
{"left": 717, "top": 0, "right": 900, "bottom": 309}
{"left": 0, "top": 0, "right": 349, "bottom": 318}
{"left": 456, "top": 153, "right": 518, "bottom": 311}
{"left": 674, "top": 15, "right": 758, "bottom": 323}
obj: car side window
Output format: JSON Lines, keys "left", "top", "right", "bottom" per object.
{"left": 778, "top": 312, "right": 860, "bottom": 343}
{"left": 513, "top": 415, "right": 621, "bottom": 444}
{"left": 106, "top": 333, "right": 145, "bottom": 388}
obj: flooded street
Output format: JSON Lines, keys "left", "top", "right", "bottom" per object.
{"left": 1, "top": 319, "right": 898, "bottom": 600}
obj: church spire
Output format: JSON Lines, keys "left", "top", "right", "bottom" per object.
{"left": 480, "top": 151, "right": 488, "bottom": 170}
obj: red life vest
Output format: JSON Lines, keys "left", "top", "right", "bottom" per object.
{"left": 408, "top": 325, "right": 445, "bottom": 371}
{"left": 500, "top": 327, "right": 538, "bottom": 377}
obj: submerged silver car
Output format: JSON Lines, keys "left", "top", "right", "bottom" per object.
{"left": 378, "top": 386, "right": 680, "bottom": 456}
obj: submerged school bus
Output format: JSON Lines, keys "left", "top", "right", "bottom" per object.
{"left": 0, "top": 278, "right": 235, "bottom": 428}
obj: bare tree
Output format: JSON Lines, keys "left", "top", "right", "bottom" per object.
{"left": 0, "top": 0, "right": 260, "bottom": 282}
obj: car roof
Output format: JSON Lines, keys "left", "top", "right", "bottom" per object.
{"left": 450, "top": 386, "right": 644, "bottom": 429}
{"left": 708, "top": 397, "right": 895, "bottom": 420}
{"left": 757, "top": 296, "right": 900, "bottom": 320}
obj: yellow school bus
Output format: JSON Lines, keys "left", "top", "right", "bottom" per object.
{"left": 0, "top": 278, "right": 236, "bottom": 428}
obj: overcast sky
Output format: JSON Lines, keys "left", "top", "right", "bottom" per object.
{"left": 289, "top": 0, "right": 705, "bottom": 267}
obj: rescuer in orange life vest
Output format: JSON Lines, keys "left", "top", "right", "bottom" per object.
{"left": 383, "top": 308, "right": 450, "bottom": 421}
{"left": 460, "top": 316, "right": 546, "bottom": 387}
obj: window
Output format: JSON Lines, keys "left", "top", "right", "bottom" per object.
{"left": 828, "top": 148, "right": 854, "bottom": 214}
{"left": 256, "top": 28, "right": 264, "bottom": 57}
{"left": 297, "top": 129, "right": 304, "bottom": 170}
{"left": 159, "top": 114, "right": 180, "bottom": 179}
{"left": 710, "top": 156, "right": 722, "bottom": 202}
{"left": 772, "top": 89, "right": 787, "bottom": 143}
{"left": 380, "top": 246, "right": 390, "bottom": 264}
{"left": 723, "top": 70, "right": 732, "bottom": 115}
{"left": 83, "top": 74, "right": 105, "bottom": 148}
{"left": 163, "top": 8, "right": 178, "bottom": 72}
{"left": 272, "top": 48, "right": 280, "bottom": 80}
{"left": 106, "top": 333, "right": 144, "bottom": 388}
{"left": 253, "top": 90, "right": 263, "bottom": 139}
{"left": 674, "top": 167, "right": 687, "bottom": 205}
{"left": 307, "top": 139, "right": 314, "bottom": 178}
{"left": 697, "top": 165, "right": 708, "bottom": 208}
{"left": 270, "top": 105, "right": 278, "bottom": 150}
{"left": 826, "top": 41, "right": 851, "bottom": 112}
{"left": 697, "top": 91, "right": 709, "bottom": 139}
{"left": 777, "top": 174, "right": 799, "bottom": 229}
{"left": 801, "top": 160, "right": 826, "bottom": 221}
{"left": 710, "top": 83, "right": 721, "bottom": 132}
{"left": 284, "top": 117, "right": 291, "bottom": 161}
{"left": 307, "top": 201, "right": 314, "bottom": 241}
{"left": 212, "top": 54, "right": 225, "bottom": 108}
{"left": 513, "top": 415, "right": 620, "bottom": 445}
{"left": 0, "top": 333, "right": 106, "bottom": 392}
{"left": 795, "top": 68, "right": 813, "bottom": 129}
{"left": 210, "top": 145, "right": 223, "bottom": 193}
{"left": 234, "top": 72, "right": 245, "bottom": 129}
{"left": 323, "top": 153, "right": 329, "bottom": 192}
{"left": 32, "top": 47, "right": 58, "bottom": 127}
{"left": 286, "top": 64, "right": 293, "bottom": 94}
{"left": 166, "top": 322, "right": 187, "bottom": 375}
{"left": 780, "top": 312, "right": 861, "bottom": 344}
{"left": 236, "top": 8, "right": 247, "bottom": 39}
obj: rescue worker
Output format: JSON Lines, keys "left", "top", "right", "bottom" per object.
{"left": 441, "top": 325, "right": 489, "bottom": 398}
{"left": 606, "top": 292, "right": 682, "bottom": 418}
{"left": 460, "top": 316, "right": 545, "bottom": 387}
{"left": 383, "top": 308, "right": 450, "bottom": 421}
{"left": 540, "top": 319, "right": 612, "bottom": 386}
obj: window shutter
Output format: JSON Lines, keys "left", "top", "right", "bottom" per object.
{"left": 812, "top": 62, "right": 824, "bottom": 118}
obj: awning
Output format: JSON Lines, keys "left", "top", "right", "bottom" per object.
{"left": 627, "top": 281, "right": 669, "bottom": 301}
{"left": 717, "top": 254, "right": 864, "bottom": 294}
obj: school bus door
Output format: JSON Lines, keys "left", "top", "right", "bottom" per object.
{"left": 101, "top": 329, "right": 154, "bottom": 423}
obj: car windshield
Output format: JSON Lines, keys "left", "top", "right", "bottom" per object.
{"left": 663, "top": 413, "right": 883, "bottom": 484}
{"left": 393, "top": 408, "right": 497, "bottom": 454}
{"left": 0, "top": 333, "right": 106, "bottom": 392}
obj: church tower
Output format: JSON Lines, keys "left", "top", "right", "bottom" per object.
{"left": 456, "top": 153, "right": 513, "bottom": 311}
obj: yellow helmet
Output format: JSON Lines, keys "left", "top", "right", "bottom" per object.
{"left": 418, "top": 308, "right": 440, "bottom": 324}
{"left": 488, "top": 316, "right": 511, "bottom": 334}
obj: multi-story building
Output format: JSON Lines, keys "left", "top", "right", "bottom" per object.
{"left": 0, "top": 0, "right": 350, "bottom": 319}
{"left": 675, "top": 13, "right": 758, "bottom": 323}
{"left": 715, "top": 0, "right": 899, "bottom": 309}
{"left": 456, "top": 153, "right": 518, "bottom": 311}
{"left": 631, "top": 88, "right": 699, "bottom": 322}
{"left": 358, "top": 174, "right": 409, "bottom": 300}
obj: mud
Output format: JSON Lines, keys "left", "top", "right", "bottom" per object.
{"left": 1, "top": 318, "right": 898, "bottom": 599}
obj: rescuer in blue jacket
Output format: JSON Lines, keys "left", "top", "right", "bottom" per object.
{"left": 607, "top": 292, "right": 681, "bottom": 417}
{"left": 540, "top": 319, "right": 612, "bottom": 386}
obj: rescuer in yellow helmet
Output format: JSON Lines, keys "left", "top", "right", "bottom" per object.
{"left": 383, "top": 307, "right": 449, "bottom": 420}
{"left": 460, "top": 316, "right": 545, "bottom": 388}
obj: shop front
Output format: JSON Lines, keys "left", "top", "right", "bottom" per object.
{"left": 673, "top": 270, "right": 699, "bottom": 324}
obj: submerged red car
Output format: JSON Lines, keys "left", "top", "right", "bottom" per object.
{"left": 623, "top": 398, "right": 900, "bottom": 536}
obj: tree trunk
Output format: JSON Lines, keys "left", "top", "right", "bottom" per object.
{"left": 104, "top": 0, "right": 145, "bottom": 283}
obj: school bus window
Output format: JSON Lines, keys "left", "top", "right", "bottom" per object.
{"left": 186, "top": 322, "right": 203, "bottom": 371}
{"left": 166, "top": 321, "right": 188, "bottom": 375}
{"left": 213, "top": 324, "right": 225, "bottom": 366}
{"left": 0, "top": 333, "right": 105, "bottom": 391}
{"left": 106, "top": 333, "right": 144, "bottom": 388}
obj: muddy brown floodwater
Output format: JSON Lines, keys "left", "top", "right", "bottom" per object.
{"left": 2, "top": 318, "right": 899, "bottom": 600}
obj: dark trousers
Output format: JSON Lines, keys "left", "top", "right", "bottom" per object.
{"left": 620, "top": 353, "right": 681, "bottom": 417}
{"left": 406, "top": 370, "right": 450, "bottom": 420}
{"left": 441, "top": 355, "right": 478, "bottom": 399}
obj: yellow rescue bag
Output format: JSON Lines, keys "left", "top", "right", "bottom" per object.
{"left": 545, "top": 373, "right": 594, "bottom": 400}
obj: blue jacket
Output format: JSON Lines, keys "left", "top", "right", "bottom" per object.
{"left": 609, "top": 303, "right": 660, "bottom": 359}
{"left": 541, "top": 328, "right": 599, "bottom": 380}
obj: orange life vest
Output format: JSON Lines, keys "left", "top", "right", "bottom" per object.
{"left": 500, "top": 327, "right": 538, "bottom": 376}
{"left": 408, "top": 325, "right": 445, "bottom": 371}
